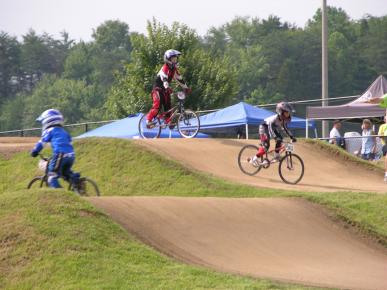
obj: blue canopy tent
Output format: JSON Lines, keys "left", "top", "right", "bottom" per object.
{"left": 77, "top": 113, "right": 209, "bottom": 139}
{"left": 198, "top": 102, "right": 315, "bottom": 138}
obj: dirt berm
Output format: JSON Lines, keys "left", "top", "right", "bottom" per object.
{"left": 89, "top": 196, "right": 387, "bottom": 290}
{"left": 136, "top": 139, "right": 387, "bottom": 193}
{"left": 0, "top": 137, "right": 39, "bottom": 159}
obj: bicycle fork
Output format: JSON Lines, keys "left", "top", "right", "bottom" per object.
{"left": 285, "top": 152, "right": 294, "bottom": 170}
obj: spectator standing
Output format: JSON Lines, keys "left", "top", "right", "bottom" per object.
{"left": 329, "top": 120, "right": 345, "bottom": 148}
{"left": 377, "top": 115, "right": 387, "bottom": 182}
{"left": 358, "top": 119, "right": 377, "bottom": 161}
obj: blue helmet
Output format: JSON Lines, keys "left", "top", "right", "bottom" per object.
{"left": 36, "top": 109, "right": 64, "bottom": 130}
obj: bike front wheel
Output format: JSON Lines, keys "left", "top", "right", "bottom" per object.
{"left": 237, "top": 145, "right": 263, "bottom": 176}
{"left": 138, "top": 114, "right": 161, "bottom": 139}
{"left": 177, "top": 110, "right": 200, "bottom": 138}
{"left": 278, "top": 153, "right": 304, "bottom": 184}
{"left": 69, "top": 177, "right": 100, "bottom": 196}
{"left": 27, "top": 176, "right": 48, "bottom": 189}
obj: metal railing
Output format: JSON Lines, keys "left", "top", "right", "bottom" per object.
{"left": 195, "top": 95, "right": 360, "bottom": 114}
{"left": 0, "top": 120, "right": 117, "bottom": 137}
{"left": 316, "top": 135, "right": 385, "bottom": 141}
{"left": 0, "top": 92, "right": 378, "bottom": 137}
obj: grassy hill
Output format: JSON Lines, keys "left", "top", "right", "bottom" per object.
{"left": 0, "top": 137, "right": 386, "bottom": 289}
{"left": 2, "top": 190, "right": 305, "bottom": 290}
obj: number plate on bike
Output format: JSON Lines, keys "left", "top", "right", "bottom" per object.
{"left": 285, "top": 143, "right": 294, "bottom": 152}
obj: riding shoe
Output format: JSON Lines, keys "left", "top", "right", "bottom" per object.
{"left": 146, "top": 120, "right": 156, "bottom": 129}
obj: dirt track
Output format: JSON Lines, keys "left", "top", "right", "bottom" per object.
{"left": 4, "top": 137, "right": 387, "bottom": 288}
{"left": 137, "top": 139, "right": 387, "bottom": 193}
{"left": 0, "top": 137, "right": 39, "bottom": 158}
{"left": 89, "top": 196, "right": 387, "bottom": 290}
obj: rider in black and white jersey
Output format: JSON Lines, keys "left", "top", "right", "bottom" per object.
{"left": 254, "top": 102, "right": 297, "bottom": 162}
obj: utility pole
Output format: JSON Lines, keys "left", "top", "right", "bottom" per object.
{"left": 322, "top": 0, "right": 329, "bottom": 138}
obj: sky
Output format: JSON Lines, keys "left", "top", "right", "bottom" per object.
{"left": 0, "top": 0, "right": 386, "bottom": 41}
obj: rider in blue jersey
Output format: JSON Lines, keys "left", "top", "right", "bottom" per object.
{"left": 31, "top": 109, "right": 79, "bottom": 188}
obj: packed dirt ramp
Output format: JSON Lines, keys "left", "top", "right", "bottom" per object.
{"left": 0, "top": 137, "right": 39, "bottom": 159}
{"left": 89, "top": 196, "right": 387, "bottom": 290}
{"left": 136, "top": 138, "right": 387, "bottom": 193}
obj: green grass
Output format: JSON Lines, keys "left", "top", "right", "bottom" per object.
{"left": 0, "top": 190, "right": 313, "bottom": 290}
{"left": 0, "top": 137, "right": 386, "bottom": 289}
{"left": 1, "top": 138, "right": 288, "bottom": 197}
{"left": 304, "top": 138, "right": 384, "bottom": 171}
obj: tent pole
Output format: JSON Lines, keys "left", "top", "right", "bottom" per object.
{"left": 314, "top": 128, "right": 318, "bottom": 138}
{"left": 306, "top": 119, "right": 309, "bottom": 138}
{"left": 245, "top": 124, "right": 249, "bottom": 140}
{"left": 169, "top": 129, "right": 172, "bottom": 139}
{"left": 321, "top": 0, "right": 329, "bottom": 138}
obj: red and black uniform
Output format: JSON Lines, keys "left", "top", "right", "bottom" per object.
{"left": 147, "top": 63, "right": 188, "bottom": 123}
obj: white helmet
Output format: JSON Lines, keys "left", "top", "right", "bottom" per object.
{"left": 36, "top": 109, "right": 64, "bottom": 130}
{"left": 276, "top": 102, "right": 294, "bottom": 117}
{"left": 164, "top": 49, "right": 181, "bottom": 66}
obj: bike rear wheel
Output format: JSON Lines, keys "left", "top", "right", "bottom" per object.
{"left": 70, "top": 177, "right": 100, "bottom": 196}
{"left": 278, "top": 153, "right": 304, "bottom": 184}
{"left": 27, "top": 176, "right": 48, "bottom": 189}
{"left": 138, "top": 114, "right": 161, "bottom": 139}
{"left": 237, "top": 145, "right": 263, "bottom": 176}
{"left": 177, "top": 109, "right": 200, "bottom": 138}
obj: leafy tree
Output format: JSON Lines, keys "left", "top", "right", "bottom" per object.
{"left": 22, "top": 74, "right": 94, "bottom": 128}
{"left": 91, "top": 20, "right": 132, "bottom": 91}
{"left": 306, "top": 6, "right": 355, "bottom": 41}
{"left": 2, "top": 8, "right": 387, "bottom": 131}
{"left": 105, "top": 20, "right": 238, "bottom": 118}
{"left": 204, "top": 27, "right": 228, "bottom": 57}
{"left": 19, "top": 30, "right": 74, "bottom": 93}
{"left": 180, "top": 49, "right": 238, "bottom": 109}
{"left": 92, "top": 20, "right": 131, "bottom": 52}
{"left": 356, "top": 16, "right": 387, "bottom": 76}
{"left": 0, "top": 94, "right": 25, "bottom": 130}
{"left": 0, "top": 32, "right": 21, "bottom": 102}
{"left": 63, "top": 42, "right": 94, "bottom": 82}
{"left": 230, "top": 45, "right": 269, "bottom": 102}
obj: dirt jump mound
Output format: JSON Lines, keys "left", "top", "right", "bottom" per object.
{"left": 89, "top": 196, "right": 387, "bottom": 290}
{"left": 0, "top": 137, "right": 39, "bottom": 158}
{"left": 137, "top": 139, "right": 386, "bottom": 193}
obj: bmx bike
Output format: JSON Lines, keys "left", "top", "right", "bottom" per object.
{"left": 27, "top": 154, "right": 100, "bottom": 196}
{"left": 237, "top": 140, "right": 305, "bottom": 184}
{"left": 138, "top": 91, "right": 200, "bottom": 139}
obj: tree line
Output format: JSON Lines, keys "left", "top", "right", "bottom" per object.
{"left": 0, "top": 7, "right": 386, "bottom": 131}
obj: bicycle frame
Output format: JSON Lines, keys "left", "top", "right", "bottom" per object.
{"left": 262, "top": 141, "right": 292, "bottom": 160}
{"left": 139, "top": 90, "right": 200, "bottom": 139}
{"left": 157, "top": 99, "right": 185, "bottom": 125}
{"left": 37, "top": 154, "right": 73, "bottom": 185}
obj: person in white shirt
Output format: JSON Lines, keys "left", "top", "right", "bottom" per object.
{"left": 357, "top": 119, "right": 377, "bottom": 160}
{"left": 329, "top": 120, "right": 345, "bottom": 148}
